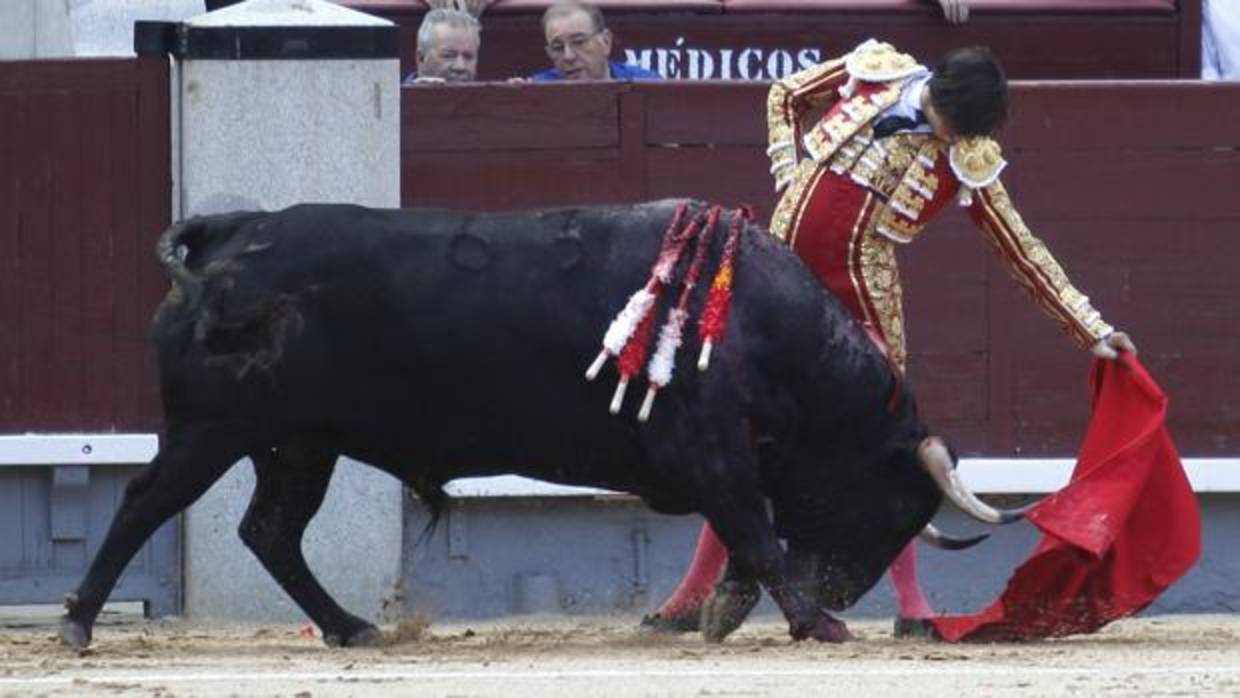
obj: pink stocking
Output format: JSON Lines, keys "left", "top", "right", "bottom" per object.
{"left": 654, "top": 522, "right": 728, "bottom": 618}
{"left": 889, "top": 540, "right": 935, "bottom": 618}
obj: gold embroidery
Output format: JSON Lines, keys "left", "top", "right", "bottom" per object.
{"left": 949, "top": 137, "right": 1006, "bottom": 187}
{"left": 766, "top": 60, "right": 849, "bottom": 186}
{"left": 847, "top": 192, "right": 878, "bottom": 329}
{"left": 856, "top": 223, "right": 907, "bottom": 371}
{"left": 872, "top": 217, "right": 918, "bottom": 244}
{"left": 845, "top": 40, "right": 923, "bottom": 82}
{"left": 769, "top": 159, "right": 825, "bottom": 244}
{"left": 841, "top": 138, "right": 944, "bottom": 244}
{"left": 803, "top": 84, "right": 903, "bottom": 165}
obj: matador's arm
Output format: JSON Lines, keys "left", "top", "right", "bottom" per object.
{"left": 766, "top": 57, "right": 850, "bottom": 192}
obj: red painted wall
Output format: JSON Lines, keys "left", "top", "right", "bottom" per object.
{"left": 0, "top": 58, "right": 170, "bottom": 433}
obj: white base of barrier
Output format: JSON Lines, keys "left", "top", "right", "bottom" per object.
{"left": 2, "top": 434, "right": 1236, "bottom": 494}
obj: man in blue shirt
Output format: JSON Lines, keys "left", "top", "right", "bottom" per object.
{"left": 530, "top": 1, "right": 662, "bottom": 81}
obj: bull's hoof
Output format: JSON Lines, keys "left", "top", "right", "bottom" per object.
{"left": 798, "top": 616, "right": 853, "bottom": 643}
{"left": 701, "top": 580, "right": 760, "bottom": 644}
{"left": 639, "top": 612, "right": 700, "bottom": 634}
{"left": 893, "top": 617, "right": 939, "bottom": 640}
{"left": 323, "top": 624, "right": 382, "bottom": 648}
{"left": 59, "top": 618, "right": 92, "bottom": 649}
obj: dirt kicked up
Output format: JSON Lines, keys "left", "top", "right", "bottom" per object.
{"left": 2, "top": 613, "right": 1239, "bottom": 697}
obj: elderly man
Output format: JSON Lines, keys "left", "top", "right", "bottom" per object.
{"left": 530, "top": 1, "right": 661, "bottom": 81}
{"left": 403, "top": 8, "right": 481, "bottom": 85}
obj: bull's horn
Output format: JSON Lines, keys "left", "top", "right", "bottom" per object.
{"left": 917, "top": 437, "right": 1026, "bottom": 525}
{"left": 918, "top": 523, "right": 989, "bottom": 551}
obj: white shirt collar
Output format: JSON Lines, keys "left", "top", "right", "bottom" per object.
{"left": 881, "top": 71, "right": 933, "bottom": 132}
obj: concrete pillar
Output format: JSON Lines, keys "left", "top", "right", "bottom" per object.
{"left": 0, "top": 0, "right": 73, "bottom": 59}
{"left": 72, "top": 1, "right": 207, "bottom": 57}
{"left": 0, "top": 1, "right": 206, "bottom": 60}
{"left": 147, "top": 0, "right": 403, "bottom": 624}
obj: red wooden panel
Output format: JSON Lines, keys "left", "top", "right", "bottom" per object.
{"left": 1007, "top": 82, "right": 1240, "bottom": 151}
{"left": 79, "top": 87, "right": 118, "bottom": 427}
{"left": 900, "top": 252, "right": 990, "bottom": 351}
{"left": 401, "top": 82, "right": 624, "bottom": 152}
{"left": 1149, "top": 350, "right": 1240, "bottom": 453}
{"left": 136, "top": 58, "right": 171, "bottom": 428}
{"left": 0, "top": 59, "right": 139, "bottom": 92}
{"left": 342, "top": 0, "right": 426, "bottom": 14}
{"left": 0, "top": 94, "right": 20, "bottom": 426}
{"left": 641, "top": 81, "right": 766, "bottom": 145}
{"left": 491, "top": 0, "right": 724, "bottom": 12}
{"left": 404, "top": 150, "right": 635, "bottom": 210}
{"left": 724, "top": 0, "right": 1174, "bottom": 11}
{"left": 110, "top": 78, "right": 145, "bottom": 429}
{"left": 344, "top": 0, "right": 1178, "bottom": 15}
{"left": 468, "top": 14, "right": 1180, "bottom": 81}
{"left": 17, "top": 92, "right": 56, "bottom": 428}
{"left": 1001, "top": 149, "right": 1240, "bottom": 220}
{"left": 643, "top": 146, "right": 773, "bottom": 217}
{"left": 0, "top": 59, "right": 169, "bottom": 432}
{"left": 351, "top": 0, "right": 1194, "bottom": 80}
{"left": 1178, "top": 0, "right": 1203, "bottom": 77}
{"left": 48, "top": 90, "right": 87, "bottom": 428}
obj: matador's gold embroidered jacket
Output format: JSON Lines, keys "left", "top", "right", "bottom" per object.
{"left": 765, "top": 40, "right": 1113, "bottom": 365}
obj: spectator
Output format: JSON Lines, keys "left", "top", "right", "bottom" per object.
{"left": 530, "top": 1, "right": 661, "bottom": 81}
{"left": 404, "top": 8, "right": 481, "bottom": 85}
{"left": 1203, "top": 0, "right": 1240, "bottom": 80}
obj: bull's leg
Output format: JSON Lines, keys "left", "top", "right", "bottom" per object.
{"left": 61, "top": 424, "right": 246, "bottom": 648}
{"left": 239, "top": 441, "right": 380, "bottom": 648}
{"left": 641, "top": 523, "right": 726, "bottom": 633}
{"left": 702, "top": 502, "right": 851, "bottom": 644}
{"left": 700, "top": 558, "right": 760, "bottom": 642}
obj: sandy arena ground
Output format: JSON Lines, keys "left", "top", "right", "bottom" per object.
{"left": 2, "top": 611, "right": 1240, "bottom": 697}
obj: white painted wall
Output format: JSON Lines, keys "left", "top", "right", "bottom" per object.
{"left": 0, "top": 0, "right": 206, "bottom": 60}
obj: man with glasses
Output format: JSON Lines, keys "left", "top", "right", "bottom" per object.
{"left": 530, "top": 1, "right": 661, "bottom": 81}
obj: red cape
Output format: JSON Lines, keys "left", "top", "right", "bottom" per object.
{"left": 929, "top": 355, "right": 1201, "bottom": 642}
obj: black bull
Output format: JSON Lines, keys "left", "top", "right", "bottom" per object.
{"left": 62, "top": 200, "right": 957, "bottom": 648}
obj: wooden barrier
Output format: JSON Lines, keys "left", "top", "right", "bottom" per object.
{"left": 0, "top": 58, "right": 169, "bottom": 433}
{"left": 2, "top": 64, "right": 1235, "bottom": 458}
{"left": 402, "top": 79, "right": 1240, "bottom": 456}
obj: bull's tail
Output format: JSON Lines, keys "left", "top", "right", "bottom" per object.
{"left": 155, "top": 218, "right": 208, "bottom": 310}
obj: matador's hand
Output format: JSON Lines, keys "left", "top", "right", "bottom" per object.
{"left": 1090, "top": 331, "right": 1137, "bottom": 360}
